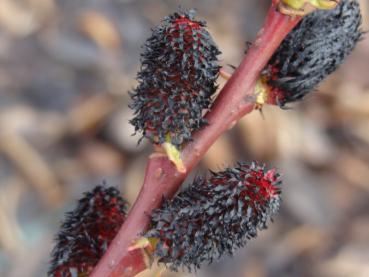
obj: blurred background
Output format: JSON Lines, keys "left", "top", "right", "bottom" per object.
{"left": 0, "top": 0, "right": 368, "bottom": 276}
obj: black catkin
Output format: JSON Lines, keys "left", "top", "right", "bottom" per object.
{"left": 130, "top": 9, "right": 221, "bottom": 147}
{"left": 146, "top": 162, "right": 281, "bottom": 271}
{"left": 266, "top": 0, "right": 363, "bottom": 106}
{"left": 48, "top": 185, "right": 127, "bottom": 277}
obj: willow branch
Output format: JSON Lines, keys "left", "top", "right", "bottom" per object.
{"left": 91, "top": 3, "right": 301, "bottom": 277}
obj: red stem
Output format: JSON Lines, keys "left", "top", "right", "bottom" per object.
{"left": 91, "top": 4, "right": 301, "bottom": 277}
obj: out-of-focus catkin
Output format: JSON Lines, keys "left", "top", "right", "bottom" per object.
{"left": 265, "top": 0, "right": 363, "bottom": 106}
{"left": 49, "top": 186, "right": 127, "bottom": 277}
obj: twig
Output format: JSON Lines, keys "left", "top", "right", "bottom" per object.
{"left": 91, "top": 2, "right": 301, "bottom": 276}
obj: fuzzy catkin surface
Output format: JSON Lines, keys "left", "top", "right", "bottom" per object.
{"left": 147, "top": 162, "right": 281, "bottom": 271}
{"left": 49, "top": 186, "right": 127, "bottom": 277}
{"left": 130, "top": 10, "right": 220, "bottom": 147}
{"left": 267, "top": 0, "right": 362, "bottom": 106}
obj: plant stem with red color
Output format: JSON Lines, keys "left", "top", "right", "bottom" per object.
{"left": 91, "top": 3, "right": 301, "bottom": 277}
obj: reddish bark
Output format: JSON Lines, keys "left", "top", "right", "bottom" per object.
{"left": 91, "top": 3, "right": 301, "bottom": 277}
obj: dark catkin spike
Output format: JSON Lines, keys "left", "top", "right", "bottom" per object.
{"left": 146, "top": 162, "right": 281, "bottom": 271}
{"left": 265, "top": 0, "right": 363, "bottom": 106}
{"left": 130, "top": 9, "right": 221, "bottom": 147}
{"left": 48, "top": 185, "right": 127, "bottom": 277}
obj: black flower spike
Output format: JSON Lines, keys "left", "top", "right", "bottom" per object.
{"left": 130, "top": 9, "right": 221, "bottom": 147}
{"left": 48, "top": 185, "right": 127, "bottom": 277}
{"left": 265, "top": 0, "right": 363, "bottom": 106}
{"left": 146, "top": 162, "right": 281, "bottom": 271}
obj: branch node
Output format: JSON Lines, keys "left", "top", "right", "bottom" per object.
{"left": 278, "top": 0, "right": 339, "bottom": 16}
